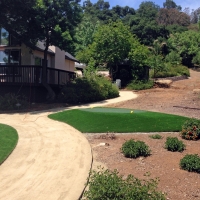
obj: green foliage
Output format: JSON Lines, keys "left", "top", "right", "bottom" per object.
{"left": 180, "top": 154, "right": 200, "bottom": 173}
{"left": 1, "top": 0, "right": 82, "bottom": 54}
{"left": 0, "top": 93, "right": 29, "bottom": 110}
{"left": 165, "top": 51, "right": 182, "bottom": 65}
{"left": 180, "top": 118, "right": 200, "bottom": 140}
{"left": 165, "top": 137, "right": 185, "bottom": 152}
{"left": 150, "top": 64, "right": 190, "bottom": 78}
{"left": 83, "top": 168, "right": 166, "bottom": 200}
{"left": 91, "top": 20, "right": 135, "bottom": 65}
{"left": 167, "top": 31, "right": 200, "bottom": 67}
{"left": 74, "top": 16, "right": 100, "bottom": 55}
{"left": 127, "top": 80, "right": 154, "bottom": 90}
{"left": 149, "top": 134, "right": 163, "bottom": 139}
{"left": 58, "top": 76, "right": 119, "bottom": 104}
{"left": 0, "top": 123, "right": 18, "bottom": 164}
{"left": 121, "top": 139, "right": 151, "bottom": 158}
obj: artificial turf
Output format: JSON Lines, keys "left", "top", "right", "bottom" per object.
{"left": 48, "top": 107, "right": 190, "bottom": 133}
{"left": 0, "top": 123, "right": 18, "bottom": 164}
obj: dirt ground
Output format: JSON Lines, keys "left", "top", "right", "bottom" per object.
{"left": 86, "top": 69, "right": 200, "bottom": 200}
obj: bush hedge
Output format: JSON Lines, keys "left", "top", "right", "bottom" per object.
{"left": 58, "top": 76, "right": 119, "bottom": 104}
{"left": 126, "top": 80, "right": 154, "bottom": 90}
{"left": 150, "top": 64, "right": 190, "bottom": 78}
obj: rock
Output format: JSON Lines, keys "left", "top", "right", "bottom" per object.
{"left": 154, "top": 79, "right": 173, "bottom": 88}
{"left": 98, "top": 143, "right": 109, "bottom": 146}
{"left": 193, "top": 89, "right": 200, "bottom": 93}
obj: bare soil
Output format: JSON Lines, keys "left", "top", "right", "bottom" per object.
{"left": 86, "top": 69, "right": 200, "bottom": 200}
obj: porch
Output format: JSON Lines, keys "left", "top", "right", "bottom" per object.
{"left": 0, "top": 65, "right": 76, "bottom": 86}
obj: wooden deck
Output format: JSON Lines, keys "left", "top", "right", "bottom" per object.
{"left": 0, "top": 65, "right": 76, "bottom": 86}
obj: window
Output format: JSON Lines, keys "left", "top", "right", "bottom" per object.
{"left": 0, "top": 28, "right": 9, "bottom": 46}
{"left": 0, "top": 50, "right": 20, "bottom": 65}
{"left": 0, "top": 28, "right": 20, "bottom": 46}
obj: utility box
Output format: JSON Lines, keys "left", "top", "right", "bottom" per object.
{"left": 116, "top": 79, "right": 121, "bottom": 89}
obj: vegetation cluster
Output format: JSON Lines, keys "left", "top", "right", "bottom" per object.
{"left": 0, "top": 93, "right": 29, "bottom": 111}
{"left": 83, "top": 168, "right": 165, "bottom": 200}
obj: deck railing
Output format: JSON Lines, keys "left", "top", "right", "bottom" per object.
{"left": 0, "top": 65, "right": 76, "bottom": 86}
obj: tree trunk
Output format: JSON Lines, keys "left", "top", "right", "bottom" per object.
{"left": 42, "top": 34, "right": 55, "bottom": 102}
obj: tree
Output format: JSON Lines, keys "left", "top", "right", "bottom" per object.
{"left": 82, "top": 0, "right": 135, "bottom": 24}
{"left": 74, "top": 16, "right": 100, "bottom": 54}
{"left": 0, "top": 0, "right": 82, "bottom": 100}
{"left": 157, "top": 8, "right": 190, "bottom": 27}
{"left": 163, "top": 0, "right": 181, "bottom": 11}
{"left": 77, "top": 21, "right": 150, "bottom": 81}
{"left": 126, "top": 1, "right": 169, "bottom": 45}
{"left": 167, "top": 30, "right": 200, "bottom": 67}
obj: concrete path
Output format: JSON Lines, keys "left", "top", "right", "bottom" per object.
{"left": 0, "top": 91, "right": 137, "bottom": 200}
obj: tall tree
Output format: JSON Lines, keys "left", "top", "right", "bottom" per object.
{"left": 74, "top": 16, "right": 100, "bottom": 54}
{"left": 163, "top": 0, "right": 181, "bottom": 11}
{"left": 0, "top": 0, "right": 82, "bottom": 100}
{"left": 157, "top": 8, "right": 190, "bottom": 26}
{"left": 127, "top": 1, "right": 169, "bottom": 45}
{"left": 77, "top": 21, "right": 150, "bottom": 81}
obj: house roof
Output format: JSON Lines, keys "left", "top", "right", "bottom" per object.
{"left": 65, "top": 52, "right": 79, "bottom": 63}
{"left": 35, "top": 41, "right": 79, "bottom": 63}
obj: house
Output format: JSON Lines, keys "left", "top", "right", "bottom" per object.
{"left": 0, "top": 27, "right": 79, "bottom": 102}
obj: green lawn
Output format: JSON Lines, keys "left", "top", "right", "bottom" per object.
{"left": 49, "top": 107, "right": 190, "bottom": 133}
{"left": 0, "top": 123, "right": 18, "bottom": 164}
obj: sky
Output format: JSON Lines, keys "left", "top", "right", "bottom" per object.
{"left": 81, "top": 0, "right": 199, "bottom": 11}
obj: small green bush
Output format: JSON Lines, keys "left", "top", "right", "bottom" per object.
{"left": 165, "top": 137, "right": 185, "bottom": 152}
{"left": 83, "top": 168, "right": 166, "bottom": 200}
{"left": 121, "top": 139, "right": 151, "bottom": 158}
{"left": 180, "top": 154, "right": 200, "bottom": 173}
{"left": 180, "top": 118, "right": 200, "bottom": 140}
{"left": 126, "top": 80, "right": 154, "bottom": 90}
{"left": 149, "top": 134, "right": 163, "bottom": 139}
{"left": 58, "top": 76, "right": 119, "bottom": 104}
{"left": 0, "top": 93, "right": 29, "bottom": 110}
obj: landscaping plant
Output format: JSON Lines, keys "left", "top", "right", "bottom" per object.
{"left": 83, "top": 168, "right": 166, "bottom": 200}
{"left": 180, "top": 154, "right": 200, "bottom": 173}
{"left": 180, "top": 118, "right": 200, "bottom": 140}
{"left": 121, "top": 139, "right": 151, "bottom": 158}
{"left": 164, "top": 137, "right": 185, "bottom": 152}
{"left": 149, "top": 134, "right": 163, "bottom": 139}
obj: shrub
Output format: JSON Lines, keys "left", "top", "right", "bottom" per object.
{"left": 150, "top": 64, "right": 190, "bottom": 78}
{"left": 58, "top": 76, "right": 119, "bottom": 104}
{"left": 0, "top": 93, "right": 29, "bottom": 110}
{"left": 180, "top": 154, "right": 200, "bottom": 173}
{"left": 149, "top": 134, "right": 163, "bottom": 139}
{"left": 126, "top": 80, "right": 154, "bottom": 90}
{"left": 83, "top": 168, "right": 166, "bottom": 200}
{"left": 180, "top": 118, "right": 200, "bottom": 140}
{"left": 164, "top": 137, "right": 185, "bottom": 152}
{"left": 121, "top": 139, "right": 151, "bottom": 158}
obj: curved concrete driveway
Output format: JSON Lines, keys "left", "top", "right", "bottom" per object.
{"left": 0, "top": 91, "right": 137, "bottom": 200}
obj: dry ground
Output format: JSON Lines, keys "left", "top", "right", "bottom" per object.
{"left": 86, "top": 69, "right": 200, "bottom": 200}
